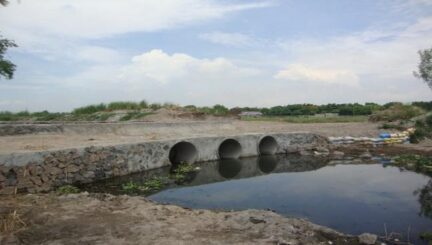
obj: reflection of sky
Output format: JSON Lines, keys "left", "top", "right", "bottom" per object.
{"left": 150, "top": 163, "right": 432, "bottom": 243}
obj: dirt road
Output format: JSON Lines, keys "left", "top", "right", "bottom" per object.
{"left": 0, "top": 120, "right": 387, "bottom": 154}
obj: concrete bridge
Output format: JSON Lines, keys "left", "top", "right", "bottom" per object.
{"left": 0, "top": 132, "right": 328, "bottom": 194}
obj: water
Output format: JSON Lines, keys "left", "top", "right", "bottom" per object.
{"left": 83, "top": 155, "right": 432, "bottom": 244}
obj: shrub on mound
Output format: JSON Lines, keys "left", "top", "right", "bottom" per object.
{"left": 369, "top": 104, "right": 425, "bottom": 122}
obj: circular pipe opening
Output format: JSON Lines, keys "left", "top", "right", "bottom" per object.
{"left": 169, "top": 141, "right": 198, "bottom": 165}
{"left": 258, "top": 136, "right": 278, "bottom": 155}
{"left": 218, "top": 139, "right": 242, "bottom": 159}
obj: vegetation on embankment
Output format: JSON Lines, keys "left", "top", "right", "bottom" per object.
{"left": 410, "top": 114, "right": 432, "bottom": 143}
{"left": 241, "top": 115, "right": 369, "bottom": 123}
{"left": 1, "top": 100, "right": 431, "bottom": 123}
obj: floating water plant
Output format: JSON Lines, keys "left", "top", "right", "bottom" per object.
{"left": 121, "top": 177, "right": 166, "bottom": 194}
{"left": 57, "top": 185, "right": 80, "bottom": 194}
{"left": 171, "top": 162, "right": 198, "bottom": 183}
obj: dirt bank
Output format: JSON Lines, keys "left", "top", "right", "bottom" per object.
{"left": 0, "top": 193, "right": 362, "bottom": 245}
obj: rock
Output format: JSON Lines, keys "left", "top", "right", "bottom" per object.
{"left": 358, "top": 233, "right": 377, "bottom": 245}
{"left": 332, "top": 151, "right": 345, "bottom": 159}
{"left": 360, "top": 152, "right": 372, "bottom": 159}
{"left": 249, "top": 217, "right": 266, "bottom": 224}
{"left": 300, "top": 150, "right": 312, "bottom": 156}
{"left": 67, "top": 164, "right": 81, "bottom": 173}
{"left": 0, "top": 186, "right": 17, "bottom": 195}
{"left": 314, "top": 151, "right": 329, "bottom": 156}
{"left": 48, "top": 166, "right": 62, "bottom": 176}
{"left": 83, "top": 171, "right": 95, "bottom": 179}
{"left": 286, "top": 146, "right": 300, "bottom": 154}
{"left": 30, "top": 176, "right": 43, "bottom": 186}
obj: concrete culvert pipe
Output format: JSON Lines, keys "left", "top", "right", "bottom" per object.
{"left": 169, "top": 141, "right": 198, "bottom": 165}
{"left": 218, "top": 139, "right": 242, "bottom": 159}
{"left": 259, "top": 136, "right": 278, "bottom": 155}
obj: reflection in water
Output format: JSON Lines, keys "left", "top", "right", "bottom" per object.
{"left": 257, "top": 155, "right": 277, "bottom": 173}
{"left": 218, "top": 159, "right": 243, "bottom": 179}
{"left": 417, "top": 180, "right": 432, "bottom": 219}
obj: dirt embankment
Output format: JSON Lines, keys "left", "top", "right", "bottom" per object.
{"left": 0, "top": 193, "right": 362, "bottom": 245}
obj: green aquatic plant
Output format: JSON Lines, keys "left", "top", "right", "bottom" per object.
{"left": 57, "top": 185, "right": 80, "bottom": 194}
{"left": 121, "top": 177, "right": 166, "bottom": 194}
{"left": 171, "top": 162, "right": 198, "bottom": 183}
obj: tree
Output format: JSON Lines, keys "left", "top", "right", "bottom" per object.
{"left": 0, "top": 0, "right": 17, "bottom": 80}
{"left": 0, "top": 0, "right": 9, "bottom": 6}
{"left": 0, "top": 37, "right": 17, "bottom": 79}
{"left": 414, "top": 47, "right": 432, "bottom": 90}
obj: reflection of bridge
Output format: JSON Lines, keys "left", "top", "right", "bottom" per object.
{"left": 183, "top": 155, "right": 329, "bottom": 187}
{"left": 81, "top": 155, "right": 330, "bottom": 194}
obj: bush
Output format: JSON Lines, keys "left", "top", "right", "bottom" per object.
{"left": 369, "top": 104, "right": 425, "bottom": 122}
{"left": 139, "top": 100, "right": 148, "bottom": 108}
{"left": 73, "top": 103, "right": 107, "bottom": 115}
{"left": 107, "top": 101, "right": 140, "bottom": 111}
{"left": 410, "top": 115, "right": 432, "bottom": 143}
{"left": 412, "top": 101, "right": 432, "bottom": 111}
{"left": 149, "top": 103, "right": 162, "bottom": 110}
{"left": 32, "top": 111, "right": 64, "bottom": 121}
{"left": 0, "top": 111, "right": 16, "bottom": 121}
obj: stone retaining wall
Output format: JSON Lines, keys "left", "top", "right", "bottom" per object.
{"left": 0, "top": 133, "right": 328, "bottom": 194}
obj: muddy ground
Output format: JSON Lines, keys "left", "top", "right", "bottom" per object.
{"left": 0, "top": 193, "right": 362, "bottom": 245}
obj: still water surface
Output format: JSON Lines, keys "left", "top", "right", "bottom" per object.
{"left": 82, "top": 155, "right": 432, "bottom": 244}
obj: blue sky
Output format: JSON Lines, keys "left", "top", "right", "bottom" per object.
{"left": 0, "top": 0, "right": 431, "bottom": 112}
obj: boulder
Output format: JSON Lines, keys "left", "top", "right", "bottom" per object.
{"left": 358, "top": 233, "right": 377, "bottom": 245}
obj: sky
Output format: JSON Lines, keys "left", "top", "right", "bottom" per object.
{"left": 0, "top": 0, "right": 431, "bottom": 112}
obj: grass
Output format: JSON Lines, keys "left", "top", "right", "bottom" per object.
{"left": 56, "top": 185, "right": 80, "bottom": 194}
{"left": 0, "top": 210, "right": 26, "bottom": 233}
{"left": 241, "top": 115, "right": 369, "bottom": 123}
{"left": 410, "top": 114, "right": 432, "bottom": 143}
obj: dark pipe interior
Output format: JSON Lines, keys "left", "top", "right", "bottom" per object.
{"left": 259, "top": 136, "right": 278, "bottom": 155}
{"left": 218, "top": 139, "right": 242, "bottom": 159}
{"left": 169, "top": 141, "right": 198, "bottom": 165}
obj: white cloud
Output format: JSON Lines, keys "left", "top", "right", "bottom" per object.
{"left": 0, "top": 0, "right": 271, "bottom": 39}
{"left": 277, "top": 16, "right": 432, "bottom": 83}
{"left": 199, "top": 32, "right": 260, "bottom": 47}
{"left": 119, "top": 49, "right": 260, "bottom": 84}
{"left": 274, "top": 64, "right": 359, "bottom": 86}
